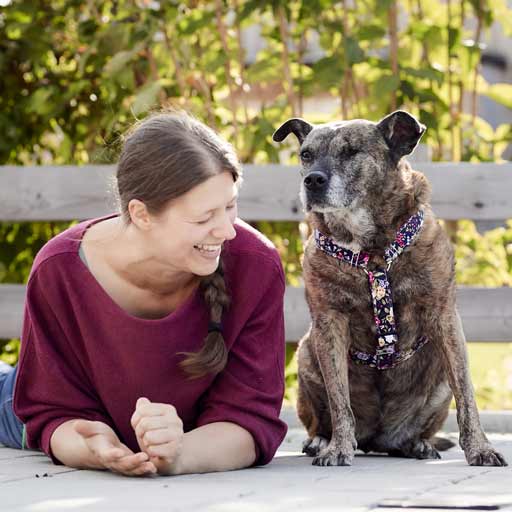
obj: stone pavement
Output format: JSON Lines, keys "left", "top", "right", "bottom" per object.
{"left": 1, "top": 413, "right": 512, "bottom": 512}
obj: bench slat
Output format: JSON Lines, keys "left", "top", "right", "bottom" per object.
{"left": 1, "top": 284, "right": 511, "bottom": 342}
{"left": 1, "top": 164, "right": 512, "bottom": 221}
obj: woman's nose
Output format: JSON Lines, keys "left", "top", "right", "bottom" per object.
{"left": 213, "top": 213, "right": 236, "bottom": 241}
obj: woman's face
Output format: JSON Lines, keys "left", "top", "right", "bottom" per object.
{"left": 141, "top": 171, "right": 239, "bottom": 278}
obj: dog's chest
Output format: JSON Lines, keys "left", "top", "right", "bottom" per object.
{"left": 308, "top": 250, "right": 435, "bottom": 349}
{"left": 388, "top": 257, "right": 434, "bottom": 304}
{"left": 309, "top": 253, "right": 428, "bottom": 306}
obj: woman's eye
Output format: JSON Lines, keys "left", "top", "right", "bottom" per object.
{"left": 196, "top": 217, "right": 212, "bottom": 225}
{"left": 300, "top": 150, "right": 312, "bottom": 162}
{"left": 227, "top": 203, "right": 236, "bottom": 210}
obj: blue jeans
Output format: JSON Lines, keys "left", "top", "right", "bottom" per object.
{"left": 0, "top": 362, "right": 25, "bottom": 449}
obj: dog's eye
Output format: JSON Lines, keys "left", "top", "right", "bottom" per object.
{"left": 344, "top": 147, "right": 359, "bottom": 158}
{"left": 300, "top": 150, "right": 313, "bottom": 162}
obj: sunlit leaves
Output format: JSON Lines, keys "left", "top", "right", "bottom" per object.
{"left": 343, "top": 37, "right": 365, "bottom": 66}
{"left": 455, "top": 220, "right": 512, "bottom": 287}
{"left": 131, "top": 80, "right": 162, "bottom": 115}
{"left": 483, "top": 83, "right": 512, "bottom": 110}
{"left": 373, "top": 73, "right": 401, "bottom": 96}
{"left": 103, "top": 43, "right": 145, "bottom": 76}
{"left": 311, "top": 55, "right": 345, "bottom": 89}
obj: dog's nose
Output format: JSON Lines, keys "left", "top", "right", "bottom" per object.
{"left": 304, "top": 172, "right": 328, "bottom": 191}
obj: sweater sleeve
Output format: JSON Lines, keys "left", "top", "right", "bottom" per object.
{"left": 195, "top": 256, "right": 288, "bottom": 466}
{"left": 13, "top": 264, "right": 114, "bottom": 464}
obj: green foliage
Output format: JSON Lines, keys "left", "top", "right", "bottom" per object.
{"left": 254, "top": 221, "right": 304, "bottom": 286}
{"left": 284, "top": 343, "right": 299, "bottom": 406}
{"left": 455, "top": 220, "right": 512, "bottom": 286}
{"left": 0, "top": 222, "right": 71, "bottom": 283}
{"left": 3, "top": 0, "right": 512, "bottom": 166}
{"left": 468, "top": 343, "right": 512, "bottom": 410}
{"left": 1, "top": 0, "right": 512, "bottom": 409}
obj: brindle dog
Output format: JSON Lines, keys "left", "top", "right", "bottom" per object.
{"left": 273, "top": 111, "right": 507, "bottom": 467}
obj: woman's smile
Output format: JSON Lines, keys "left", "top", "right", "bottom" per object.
{"left": 193, "top": 243, "right": 222, "bottom": 259}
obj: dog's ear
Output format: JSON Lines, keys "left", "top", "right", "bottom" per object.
{"left": 273, "top": 118, "right": 313, "bottom": 144}
{"left": 377, "top": 111, "right": 426, "bottom": 159}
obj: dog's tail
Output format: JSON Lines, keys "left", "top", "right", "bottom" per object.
{"left": 432, "top": 436, "right": 456, "bottom": 451}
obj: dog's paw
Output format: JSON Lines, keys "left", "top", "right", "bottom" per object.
{"left": 466, "top": 447, "right": 508, "bottom": 467}
{"left": 312, "top": 445, "right": 354, "bottom": 466}
{"left": 411, "top": 439, "right": 441, "bottom": 460}
{"left": 302, "top": 435, "right": 329, "bottom": 457}
{"left": 388, "top": 439, "right": 441, "bottom": 460}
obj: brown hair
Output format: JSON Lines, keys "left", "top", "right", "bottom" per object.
{"left": 116, "top": 110, "right": 241, "bottom": 378}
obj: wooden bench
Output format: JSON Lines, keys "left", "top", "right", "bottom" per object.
{"left": 1, "top": 163, "right": 512, "bottom": 342}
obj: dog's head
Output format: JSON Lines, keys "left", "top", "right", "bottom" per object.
{"left": 273, "top": 111, "right": 425, "bottom": 214}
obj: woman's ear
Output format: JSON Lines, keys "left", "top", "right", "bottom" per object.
{"left": 128, "top": 199, "right": 152, "bottom": 230}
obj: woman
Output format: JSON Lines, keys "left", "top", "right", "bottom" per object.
{"left": 0, "top": 111, "right": 287, "bottom": 476}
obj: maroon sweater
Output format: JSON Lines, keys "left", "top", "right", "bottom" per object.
{"left": 14, "top": 216, "right": 287, "bottom": 465}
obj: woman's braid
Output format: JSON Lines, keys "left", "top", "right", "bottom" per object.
{"left": 179, "top": 257, "right": 230, "bottom": 378}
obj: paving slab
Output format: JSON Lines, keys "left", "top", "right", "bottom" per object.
{"left": 1, "top": 427, "right": 511, "bottom": 512}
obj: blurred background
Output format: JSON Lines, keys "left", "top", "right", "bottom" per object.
{"left": 1, "top": 0, "right": 511, "bottom": 409}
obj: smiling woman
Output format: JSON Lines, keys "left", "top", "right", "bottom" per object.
{"left": 0, "top": 111, "right": 287, "bottom": 477}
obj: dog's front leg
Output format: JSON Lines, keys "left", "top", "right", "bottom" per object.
{"left": 439, "top": 310, "right": 507, "bottom": 466}
{"left": 312, "top": 312, "right": 356, "bottom": 466}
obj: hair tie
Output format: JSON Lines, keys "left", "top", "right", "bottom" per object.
{"left": 208, "top": 321, "right": 222, "bottom": 334}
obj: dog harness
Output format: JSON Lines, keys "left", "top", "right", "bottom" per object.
{"left": 314, "top": 210, "right": 428, "bottom": 370}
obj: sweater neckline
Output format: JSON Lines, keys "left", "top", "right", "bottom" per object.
{"left": 74, "top": 214, "right": 202, "bottom": 324}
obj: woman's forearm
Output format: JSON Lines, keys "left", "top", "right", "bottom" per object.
{"left": 51, "top": 419, "right": 257, "bottom": 476}
{"left": 159, "top": 422, "right": 256, "bottom": 476}
{"left": 50, "top": 419, "right": 104, "bottom": 470}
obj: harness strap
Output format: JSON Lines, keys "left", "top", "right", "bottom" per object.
{"left": 314, "top": 210, "right": 427, "bottom": 370}
{"left": 350, "top": 336, "right": 429, "bottom": 370}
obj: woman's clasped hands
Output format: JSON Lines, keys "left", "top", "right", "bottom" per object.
{"left": 132, "top": 397, "right": 185, "bottom": 476}
{"left": 73, "top": 397, "right": 184, "bottom": 477}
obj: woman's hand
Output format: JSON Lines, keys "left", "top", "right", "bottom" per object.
{"left": 73, "top": 419, "right": 157, "bottom": 476}
{"left": 131, "top": 397, "right": 184, "bottom": 475}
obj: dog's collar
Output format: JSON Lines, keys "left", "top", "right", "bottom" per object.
{"left": 314, "top": 209, "right": 427, "bottom": 370}
{"left": 314, "top": 209, "right": 425, "bottom": 271}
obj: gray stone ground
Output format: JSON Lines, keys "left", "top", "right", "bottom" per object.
{"left": 2, "top": 410, "right": 512, "bottom": 512}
